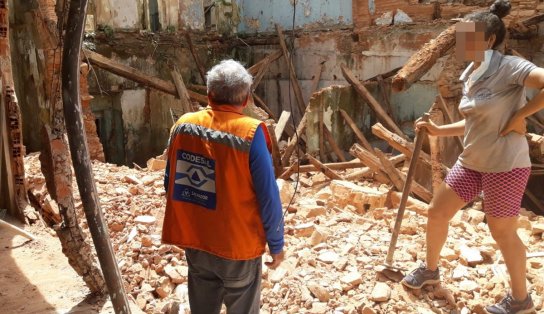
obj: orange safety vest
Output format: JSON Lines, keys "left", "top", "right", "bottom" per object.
{"left": 161, "top": 107, "right": 271, "bottom": 260}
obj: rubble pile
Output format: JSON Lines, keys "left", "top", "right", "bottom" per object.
{"left": 24, "top": 153, "right": 544, "bottom": 314}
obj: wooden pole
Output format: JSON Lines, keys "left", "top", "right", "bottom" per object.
{"left": 341, "top": 64, "right": 408, "bottom": 139}
{"left": 0, "top": 219, "right": 36, "bottom": 241}
{"left": 267, "top": 122, "right": 283, "bottom": 178}
{"left": 306, "top": 154, "right": 343, "bottom": 180}
{"left": 282, "top": 107, "right": 309, "bottom": 166}
{"left": 344, "top": 154, "right": 405, "bottom": 181}
{"left": 276, "top": 24, "right": 306, "bottom": 115}
{"left": 437, "top": 95, "right": 464, "bottom": 150}
{"left": 282, "top": 160, "right": 365, "bottom": 174}
{"left": 349, "top": 144, "right": 391, "bottom": 184}
{"left": 62, "top": 1, "right": 130, "bottom": 312}
{"left": 374, "top": 148, "right": 405, "bottom": 191}
{"left": 184, "top": 32, "right": 206, "bottom": 83}
{"left": 275, "top": 111, "right": 291, "bottom": 139}
{"left": 339, "top": 109, "right": 373, "bottom": 151}
{"left": 170, "top": 69, "right": 193, "bottom": 113}
{"left": 318, "top": 99, "right": 326, "bottom": 161}
{"left": 248, "top": 50, "right": 283, "bottom": 76}
{"left": 323, "top": 125, "right": 346, "bottom": 162}
{"left": 429, "top": 107, "right": 445, "bottom": 193}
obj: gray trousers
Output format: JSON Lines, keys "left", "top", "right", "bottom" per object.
{"left": 185, "top": 248, "right": 262, "bottom": 314}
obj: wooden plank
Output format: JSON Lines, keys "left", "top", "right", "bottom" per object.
{"left": 252, "top": 93, "right": 276, "bottom": 120}
{"left": 267, "top": 123, "right": 283, "bottom": 178}
{"left": 170, "top": 69, "right": 193, "bottom": 113}
{"left": 282, "top": 107, "right": 309, "bottom": 166}
{"left": 323, "top": 125, "right": 346, "bottom": 162}
{"left": 344, "top": 154, "right": 405, "bottom": 181}
{"left": 374, "top": 148, "right": 404, "bottom": 191}
{"left": 318, "top": 100, "right": 325, "bottom": 161}
{"left": 276, "top": 24, "right": 306, "bottom": 115}
{"left": 391, "top": 25, "right": 456, "bottom": 92}
{"left": 341, "top": 64, "right": 407, "bottom": 139}
{"left": 306, "top": 154, "right": 343, "bottom": 180}
{"left": 0, "top": 81, "right": 17, "bottom": 216}
{"left": 282, "top": 160, "right": 364, "bottom": 173}
{"left": 252, "top": 55, "right": 272, "bottom": 91}
{"left": 83, "top": 49, "right": 209, "bottom": 105}
{"left": 349, "top": 144, "right": 390, "bottom": 184}
{"left": 184, "top": 32, "right": 207, "bottom": 83}
{"left": 248, "top": 50, "right": 283, "bottom": 76}
{"left": 275, "top": 111, "right": 291, "bottom": 139}
{"left": 437, "top": 94, "right": 464, "bottom": 150}
{"left": 308, "top": 61, "right": 325, "bottom": 103}
{"left": 377, "top": 75, "right": 394, "bottom": 121}
{"left": 339, "top": 109, "right": 373, "bottom": 151}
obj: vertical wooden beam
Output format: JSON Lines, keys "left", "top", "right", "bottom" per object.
{"left": 267, "top": 122, "right": 283, "bottom": 178}
{"left": 282, "top": 107, "right": 309, "bottom": 166}
{"left": 170, "top": 69, "right": 193, "bottom": 113}
{"left": 185, "top": 32, "right": 206, "bottom": 83}
{"left": 275, "top": 111, "right": 291, "bottom": 139}
{"left": 323, "top": 125, "right": 346, "bottom": 162}
{"left": 339, "top": 109, "right": 373, "bottom": 151}
{"left": 318, "top": 99, "right": 325, "bottom": 161}
{"left": 276, "top": 24, "right": 306, "bottom": 115}
{"left": 341, "top": 64, "right": 408, "bottom": 139}
{"left": 0, "top": 79, "right": 17, "bottom": 216}
{"left": 429, "top": 107, "right": 445, "bottom": 193}
{"left": 437, "top": 94, "right": 464, "bottom": 150}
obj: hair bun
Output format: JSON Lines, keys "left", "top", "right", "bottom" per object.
{"left": 490, "top": 0, "right": 511, "bottom": 19}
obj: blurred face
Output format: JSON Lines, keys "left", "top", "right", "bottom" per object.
{"left": 456, "top": 22, "right": 490, "bottom": 62}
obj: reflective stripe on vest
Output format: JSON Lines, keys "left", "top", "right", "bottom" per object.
{"left": 172, "top": 122, "right": 252, "bottom": 152}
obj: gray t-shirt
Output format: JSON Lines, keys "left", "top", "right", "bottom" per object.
{"left": 458, "top": 50, "right": 536, "bottom": 173}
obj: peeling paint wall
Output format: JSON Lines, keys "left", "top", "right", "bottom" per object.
{"left": 179, "top": 0, "right": 205, "bottom": 30}
{"left": 238, "top": 0, "right": 352, "bottom": 33}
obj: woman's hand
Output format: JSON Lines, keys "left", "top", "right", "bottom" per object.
{"left": 415, "top": 118, "right": 441, "bottom": 136}
{"left": 500, "top": 114, "right": 526, "bottom": 136}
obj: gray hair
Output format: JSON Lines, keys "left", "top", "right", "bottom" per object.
{"left": 206, "top": 59, "right": 253, "bottom": 105}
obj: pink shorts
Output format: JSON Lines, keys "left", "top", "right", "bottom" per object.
{"left": 444, "top": 163, "right": 530, "bottom": 218}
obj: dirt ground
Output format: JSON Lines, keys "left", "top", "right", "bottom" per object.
{"left": 0, "top": 217, "right": 114, "bottom": 314}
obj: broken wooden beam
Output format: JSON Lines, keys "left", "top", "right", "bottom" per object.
{"left": 392, "top": 25, "right": 455, "bottom": 92}
{"left": 341, "top": 65, "right": 407, "bottom": 139}
{"left": 252, "top": 93, "right": 276, "bottom": 120}
{"left": 82, "top": 48, "right": 208, "bottom": 105}
{"left": 339, "top": 109, "right": 373, "bottom": 151}
{"left": 306, "top": 154, "right": 343, "bottom": 180}
{"left": 248, "top": 50, "right": 283, "bottom": 76}
{"left": 374, "top": 148, "right": 405, "bottom": 191}
{"left": 372, "top": 122, "right": 450, "bottom": 176}
{"left": 184, "top": 32, "right": 206, "bottom": 83}
{"left": 276, "top": 24, "right": 306, "bottom": 115}
{"left": 282, "top": 160, "right": 364, "bottom": 174}
{"left": 267, "top": 122, "right": 283, "bottom": 178}
{"left": 323, "top": 125, "right": 347, "bottom": 162}
{"left": 437, "top": 94, "right": 464, "bottom": 151}
{"left": 344, "top": 154, "right": 406, "bottom": 181}
{"left": 429, "top": 107, "right": 445, "bottom": 194}
{"left": 170, "top": 69, "right": 193, "bottom": 113}
{"left": 275, "top": 111, "right": 291, "bottom": 139}
{"left": 281, "top": 107, "right": 309, "bottom": 166}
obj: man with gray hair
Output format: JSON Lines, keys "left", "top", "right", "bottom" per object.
{"left": 162, "top": 59, "right": 285, "bottom": 314}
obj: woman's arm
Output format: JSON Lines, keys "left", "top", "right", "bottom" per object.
{"left": 416, "top": 119, "right": 465, "bottom": 137}
{"left": 501, "top": 67, "right": 544, "bottom": 136}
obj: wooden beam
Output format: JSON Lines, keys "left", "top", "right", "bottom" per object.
{"left": 184, "top": 32, "right": 206, "bottom": 83}
{"left": 306, "top": 154, "right": 343, "bottom": 180}
{"left": 282, "top": 160, "right": 364, "bottom": 173}
{"left": 275, "top": 111, "right": 291, "bottom": 139}
{"left": 248, "top": 50, "right": 283, "bottom": 76}
{"left": 323, "top": 125, "right": 346, "bottom": 162}
{"left": 344, "top": 154, "right": 405, "bottom": 181}
{"left": 282, "top": 107, "right": 309, "bottom": 166}
{"left": 349, "top": 144, "right": 391, "bottom": 184}
{"left": 429, "top": 108, "right": 445, "bottom": 194}
{"left": 82, "top": 48, "right": 208, "bottom": 105}
{"left": 252, "top": 55, "right": 273, "bottom": 91}
{"left": 339, "top": 109, "right": 373, "bottom": 151}
{"left": 522, "top": 13, "right": 544, "bottom": 27}
{"left": 341, "top": 65, "right": 407, "bottom": 139}
{"left": 318, "top": 100, "right": 325, "bottom": 161}
{"left": 374, "top": 148, "right": 404, "bottom": 191}
{"left": 252, "top": 93, "right": 276, "bottom": 120}
{"left": 170, "top": 69, "right": 193, "bottom": 113}
{"left": 267, "top": 122, "right": 283, "bottom": 178}
{"left": 0, "top": 81, "right": 17, "bottom": 215}
{"left": 276, "top": 24, "right": 306, "bottom": 115}
{"left": 308, "top": 61, "right": 325, "bottom": 103}
{"left": 437, "top": 94, "right": 464, "bottom": 150}
{"left": 392, "top": 25, "right": 455, "bottom": 92}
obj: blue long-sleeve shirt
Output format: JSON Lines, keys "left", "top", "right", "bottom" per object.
{"left": 164, "top": 124, "right": 284, "bottom": 254}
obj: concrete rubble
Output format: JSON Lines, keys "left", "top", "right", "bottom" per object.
{"left": 23, "top": 152, "right": 544, "bottom": 314}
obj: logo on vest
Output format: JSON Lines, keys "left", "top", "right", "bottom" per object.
{"left": 173, "top": 150, "right": 216, "bottom": 209}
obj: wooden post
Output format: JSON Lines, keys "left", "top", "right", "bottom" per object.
{"left": 184, "top": 32, "right": 206, "bottom": 83}
{"left": 62, "top": 1, "right": 131, "bottom": 312}
{"left": 374, "top": 148, "right": 405, "bottom": 191}
{"left": 437, "top": 94, "right": 464, "bottom": 150}
{"left": 339, "top": 109, "right": 373, "bottom": 151}
{"left": 276, "top": 24, "right": 306, "bottom": 115}
{"left": 282, "top": 107, "right": 309, "bottom": 166}
{"left": 170, "top": 69, "right": 193, "bottom": 113}
{"left": 267, "top": 122, "right": 283, "bottom": 178}
{"left": 323, "top": 125, "right": 346, "bottom": 162}
{"left": 392, "top": 25, "right": 456, "bottom": 92}
{"left": 429, "top": 107, "right": 445, "bottom": 193}
{"left": 0, "top": 80, "right": 17, "bottom": 217}
{"left": 341, "top": 64, "right": 408, "bottom": 139}
{"left": 318, "top": 99, "right": 326, "bottom": 161}
{"left": 275, "top": 111, "right": 291, "bottom": 139}
{"left": 248, "top": 50, "right": 283, "bottom": 76}
{"left": 306, "top": 154, "right": 343, "bottom": 180}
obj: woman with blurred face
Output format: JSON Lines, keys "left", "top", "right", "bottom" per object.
{"left": 401, "top": 1, "right": 544, "bottom": 313}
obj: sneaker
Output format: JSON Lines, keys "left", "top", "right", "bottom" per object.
{"left": 486, "top": 293, "right": 535, "bottom": 314}
{"left": 401, "top": 263, "right": 440, "bottom": 289}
